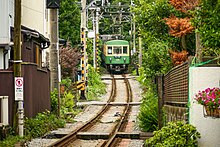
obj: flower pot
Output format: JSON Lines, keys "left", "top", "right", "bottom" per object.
{"left": 204, "top": 106, "right": 220, "bottom": 118}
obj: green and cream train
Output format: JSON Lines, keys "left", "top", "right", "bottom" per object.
{"left": 102, "top": 40, "right": 130, "bottom": 72}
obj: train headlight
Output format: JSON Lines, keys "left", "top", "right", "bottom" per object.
{"left": 109, "top": 58, "right": 112, "bottom": 63}
{"left": 123, "top": 58, "right": 126, "bottom": 63}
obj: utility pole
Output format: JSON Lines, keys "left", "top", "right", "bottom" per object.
{"left": 119, "top": 2, "right": 122, "bottom": 36}
{"left": 138, "top": 31, "right": 142, "bottom": 66}
{"left": 80, "top": 0, "right": 87, "bottom": 100}
{"left": 47, "top": 0, "right": 60, "bottom": 116}
{"left": 95, "top": 8, "right": 100, "bottom": 71}
{"left": 133, "top": 14, "right": 136, "bottom": 53}
{"left": 14, "top": 0, "right": 23, "bottom": 136}
{"left": 49, "top": 9, "right": 59, "bottom": 91}
{"left": 130, "top": 15, "right": 133, "bottom": 54}
{"left": 92, "top": 11, "right": 96, "bottom": 68}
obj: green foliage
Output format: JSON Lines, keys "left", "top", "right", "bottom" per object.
{"left": 146, "top": 121, "right": 201, "bottom": 147}
{"left": 59, "top": 0, "right": 80, "bottom": 46}
{"left": 0, "top": 111, "right": 66, "bottom": 146}
{"left": 60, "top": 78, "right": 78, "bottom": 121}
{"left": 86, "top": 39, "right": 95, "bottom": 65}
{"left": 86, "top": 38, "right": 102, "bottom": 68}
{"left": 132, "top": 0, "right": 178, "bottom": 80}
{"left": 0, "top": 135, "right": 24, "bottom": 147}
{"left": 142, "top": 41, "right": 172, "bottom": 78}
{"left": 138, "top": 86, "right": 158, "bottom": 132}
{"left": 133, "top": 0, "right": 196, "bottom": 54}
{"left": 133, "top": 0, "right": 179, "bottom": 41}
{"left": 61, "top": 77, "right": 72, "bottom": 90}
{"left": 193, "top": 0, "right": 220, "bottom": 54}
{"left": 24, "top": 111, "right": 65, "bottom": 139}
{"left": 51, "top": 89, "right": 58, "bottom": 114}
{"left": 61, "top": 91, "right": 75, "bottom": 112}
{"left": 87, "top": 65, "right": 106, "bottom": 100}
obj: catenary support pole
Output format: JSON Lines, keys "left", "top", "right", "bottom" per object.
{"left": 95, "top": 8, "right": 100, "bottom": 71}
{"left": 93, "top": 11, "right": 96, "bottom": 68}
{"left": 80, "top": 0, "right": 87, "bottom": 100}
{"left": 138, "top": 32, "right": 142, "bottom": 66}
{"left": 133, "top": 14, "right": 136, "bottom": 53}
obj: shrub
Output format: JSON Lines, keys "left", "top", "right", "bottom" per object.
{"left": 25, "top": 111, "right": 65, "bottom": 139}
{"left": 51, "top": 89, "right": 58, "bottom": 114}
{"left": 60, "top": 77, "right": 72, "bottom": 89}
{"left": 0, "top": 135, "right": 24, "bottom": 147}
{"left": 146, "top": 121, "right": 201, "bottom": 147}
{"left": 0, "top": 111, "right": 65, "bottom": 146}
{"left": 87, "top": 65, "right": 106, "bottom": 100}
{"left": 61, "top": 91, "right": 75, "bottom": 111}
{"left": 138, "top": 87, "right": 158, "bottom": 132}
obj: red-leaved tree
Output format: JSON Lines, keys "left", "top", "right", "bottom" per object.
{"left": 169, "top": 0, "right": 199, "bottom": 14}
{"left": 60, "top": 41, "right": 81, "bottom": 78}
{"left": 164, "top": 15, "right": 194, "bottom": 37}
{"left": 163, "top": 0, "right": 199, "bottom": 65}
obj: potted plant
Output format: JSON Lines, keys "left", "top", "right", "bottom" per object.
{"left": 195, "top": 87, "right": 220, "bottom": 118}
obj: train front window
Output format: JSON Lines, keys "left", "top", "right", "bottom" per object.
{"left": 113, "top": 46, "right": 122, "bottom": 54}
{"left": 108, "top": 46, "right": 112, "bottom": 54}
{"left": 123, "top": 46, "right": 127, "bottom": 54}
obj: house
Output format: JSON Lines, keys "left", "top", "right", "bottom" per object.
{"left": 0, "top": 0, "right": 51, "bottom": 126}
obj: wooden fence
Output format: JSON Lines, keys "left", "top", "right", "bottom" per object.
{"left": 157, "top": 61, "right": 190, "bottom": 126}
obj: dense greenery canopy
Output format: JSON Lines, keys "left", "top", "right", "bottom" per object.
{"left": 193, "top": 0, "right": 220, "bottom": 56}
{"left": 59, "top": 0, "right": 81, "bottom": 46}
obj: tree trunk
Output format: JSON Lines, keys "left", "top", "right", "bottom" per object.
{"left": 181, "top": 35, "right": 187, "bottom": 50}
{"left": 196, "top": 32, "right": 202, "bottom": 63}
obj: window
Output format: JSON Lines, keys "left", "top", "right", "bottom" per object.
{"left": 113, "top": 46, "right": 122, "bottom": 54}
{"left": 123, "top": 46, "right": 127, "bottom": 54}
{"left": 108, "top": 46, "right": 112, "bottom": 54}
{"left": 34, "top": 44, "right": 42, "bottom": 67}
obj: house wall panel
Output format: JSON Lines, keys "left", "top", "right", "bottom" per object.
{"left": 0, "top": 70, "right": 14, "bottom": 125}
{"left": 22, "top": 64, "right": 51, "bottom": 118}
{"left": 0, "top": 64, "right": 50, "bottom": 125}
{"left": 0, "top": 0, "right": 10, "bottom": 44}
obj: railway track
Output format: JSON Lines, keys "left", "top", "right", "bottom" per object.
{"left": 49, "top": 74, "right": 149, "bottom": 147}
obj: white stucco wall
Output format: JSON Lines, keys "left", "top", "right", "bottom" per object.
{"left": 189, "top": 67, "right": 220, "bottom": 147}
{"left": 21, "top": 0, "right": 47, "bottom": 35}
{"left": 1, "top": 0, "right": 48, "bottom": 44}
{"left": 21, "top": 0, "right": 49, "bottom": 66}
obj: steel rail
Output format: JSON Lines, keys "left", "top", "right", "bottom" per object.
{"left": 49, "top": 75, "right": 116, "bottom": 147}
{"left": 102, "top": 74, "right": 133, "bottom": 147}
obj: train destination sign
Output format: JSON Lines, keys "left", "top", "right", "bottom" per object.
{"left": 15, "top": 77, "right": 23, "bottom": 101}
